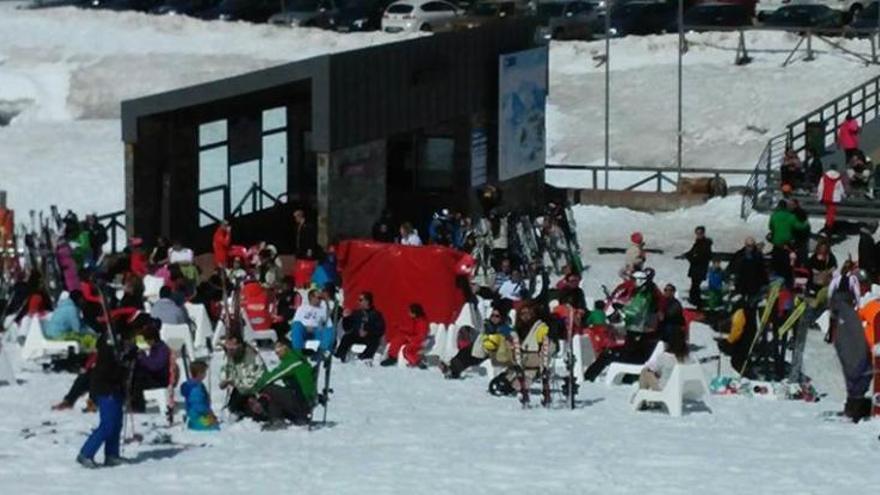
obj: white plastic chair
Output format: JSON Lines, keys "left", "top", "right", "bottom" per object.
{"left": 443, "top": 324, "right": 459, "bottom": 364}
{"left": 630, "top": 361, "right": 710, "bottom": 417}
{"left": 241, "top": 309, "right": 277, "bottom": 346}
{"left": 160, "top": 324, "right": 197, "bottom": 362}
{"left": 185, "top": 303, "right": 214, "bottom": 351}
{"left": 397, "top": 345, "right": 409, "bottom": 368}
{"left": 0, "top": 340, "right": 17, "bottom": 385}
{"left": 143, "top": 275, "right": 165, "bottom": 303}
{"left": 604, "top": 341, "right": 664, "bottom": 386}
{"left": 816, "top": 310, "right": 831, "bottom": 336}
{"left": 20, "top": 315, "right": 79, "bottom": 362}
{"left": 428, "top": 323, "right": 448, "bottom": 359}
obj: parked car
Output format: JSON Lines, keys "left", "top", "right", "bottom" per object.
{"left": 606, "top": 0, "right": 677, "bottom": 36}
{"left": 381, "top": 0, "right": 461, "bottom": 32}
{"left": 152, "top": 0, "right": 221, "bottom": 16}
{"left": 434, "top": 0, "right": 521, "bottom": 31}
{"left": 762, "top": 3, "right": 844, "bottom": 28}
{"left": 316, "top": 0, "right": 395, "bottom": 31}
{"left": 849, "top": 0, "right": 879, "bottom": 32}
{"left": 198, "top": 0, "right": 280, "bottom": 22}
{"left": 535, "top": 0, "right": 596, "bottom": 40}
{"left": 756, "top": 0, "right": 864, "bottom": 21}
{"left": 270, "top": 0, "right": 338, "bottom": 27}
{"left": 681, "top": 2, "right": 753, "bottom": 28}
{"left": 86, "top": 0, "right": 164, "bottom": 10}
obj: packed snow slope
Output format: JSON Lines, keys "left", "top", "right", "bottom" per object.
{"left": 2, "top": 3, "right": 879, "bottom": 214}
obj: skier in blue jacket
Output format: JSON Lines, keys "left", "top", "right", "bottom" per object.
{"left": 181, "top": 361, "right": 219, "bottom": 431}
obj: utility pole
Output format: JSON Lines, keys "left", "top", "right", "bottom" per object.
{"left": 677, "top": 0, "right": 684, "bottom": 182}
{"left": 604, "top": 0, "right": 611, "bottom": 190}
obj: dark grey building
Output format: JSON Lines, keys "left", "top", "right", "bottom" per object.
{"left": 121, "top": 19, "right": 545, "bottom": 253}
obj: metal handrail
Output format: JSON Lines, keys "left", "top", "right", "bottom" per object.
{"left": 96, "top": 210, "right": 126, "bottom": 254}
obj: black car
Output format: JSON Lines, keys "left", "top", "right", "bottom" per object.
{"left": 682, "top": 3, "right": 752, "bottom": 29}
{"left": 850, "top": 1, "right": 879, "bottom": 34}
{"left": 199, "top": 0, "right": 280, "bottom": 22}
{"left": 607, "top": 0, "right": 677, "bottom": 36}
{"left": 152, "top": 0, "right": 221, "bottom": 16}
{"left": 763, "top": 4, "right": 844, "bottom": 29}
{"left": 86, "top": 0, "right": 164, "bottom": 10}
{"left": 535, "top": 0, "right": 596, "bottom": 40}
{"left": 315, "top": 0, "right": 395, "bottom": 31}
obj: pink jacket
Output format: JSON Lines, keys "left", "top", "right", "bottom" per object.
{"left": 837, "top": 119, "right": 860, "bottom": 150}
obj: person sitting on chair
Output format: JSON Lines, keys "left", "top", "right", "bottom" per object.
{"left": 290, "top": 289, "right": 334, "bottom": 359}
{"left": 638, "top": 326, "right": 692, "bottom": 392}
{"left": 150, "top": 286, "right": 189, "bottom": 325}
{"left": 129, "top": 321, "right": 171, "bottom": 413}
{"left": 382, "top": 303, "right": 430, "bottom": 368}
{"left": 334, "top": 292, "right": 385, "bottom": 362}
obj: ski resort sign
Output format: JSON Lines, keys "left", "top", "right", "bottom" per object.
{"left": 498, "top": 47, "right": 548, "bottom": 182}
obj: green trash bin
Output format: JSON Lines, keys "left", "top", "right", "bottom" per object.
{"left": 805, "top": 121, "right": 825, "bottom": 157}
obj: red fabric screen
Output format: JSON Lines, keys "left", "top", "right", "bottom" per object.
{"left": 337, "top": 240, "right": 468, "bottom": 342}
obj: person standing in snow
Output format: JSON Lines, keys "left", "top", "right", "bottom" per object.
{"left": 728, "top": 237, "right": 768, "bottom": 301}
{"left": 212, "top": 220, "right": 231, "bottom": 269}
{"left": 768, "top": 200, "right": 808, "bottom": 287}
{"left": 293, "top": 208, "right": 318, "bottom": 260}
{"left": 837, "top": 113, "right": 861, "bottom": 163}
{"left": 76, "top": 313, "right": 141, "bottom": 469}
{"left": 817, "top": 163, "right": 846, "bottom": 233}
{"left": 181, "top": 361, "right": 219, "bottom": 431}
{"left": 680, "top": 226, "right": 712, "bottom": 308}
{"left": 622, "top": 232, "right": 646, "bottom": 278}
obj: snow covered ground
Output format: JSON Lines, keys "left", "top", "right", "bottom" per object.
{"left": 1, "top": 196, "right": 876, "bottom": 494}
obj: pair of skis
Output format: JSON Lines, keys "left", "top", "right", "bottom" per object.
{"left": 510, "top": 331, "right": 554, "bottom": 409}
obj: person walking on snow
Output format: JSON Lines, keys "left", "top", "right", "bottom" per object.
{"left": 679, "top": 226, "right": 712, "bottom": 308}
{"left": 837, "top": 113, "right": 861, "bottom": 163}
{"left": 622, "top": 232, "right": 646, "bottom": 278}
{"left": 817, "top": 164, "right": 846, "bottom": 232}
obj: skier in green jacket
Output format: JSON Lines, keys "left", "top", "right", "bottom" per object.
{"left": 768, "top": 200, "right": 809, "bottom": 287}
{"left": 250, "top": 338, "right": 316, "bottom": 429}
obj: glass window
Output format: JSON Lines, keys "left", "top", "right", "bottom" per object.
{"left": 419, "top": 137, "right": 454, "bottom": 189}
{"left": 199, "top": 120, "right": 227, "bottom": 148}
{"left": 262, "top": 107, "right": 287, "bottom": 132}
{"left": 387, "top": 3, "right": 413, "bottom": 13}
{"left": 198, "top": 146, "right": 228, "bottom": 190}
{"left": 262, "top": 132, "right": 288, "bottom": 207}
{"left": 199, "top": 189, "right": 225, "bottom": 227}
{"left": 230, "top": 160, "right": 260, "bottom": 216}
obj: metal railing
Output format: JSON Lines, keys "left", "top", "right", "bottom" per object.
{"left": 786, "top": 75, "right": 880, "bottom": 158}
{"left": 739, "top": 132, "right": 788, "bottom": 219}
{"left": 97, "top": 210, "right": 127, "bottom": 254}
{"left": 545, "top": 164, "right": 762, "bottom": 192}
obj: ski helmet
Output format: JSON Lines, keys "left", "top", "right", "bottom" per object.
{"left": 631, "top": 232, "right": 644, "bottom": 245}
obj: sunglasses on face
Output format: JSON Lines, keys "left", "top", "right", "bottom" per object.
{"left": 490, "top": 313, "right": 501, "bottom": 318}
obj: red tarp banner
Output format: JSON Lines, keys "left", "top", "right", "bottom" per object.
{"left": 337, "top": 240, "right": 469, "bottom": 342}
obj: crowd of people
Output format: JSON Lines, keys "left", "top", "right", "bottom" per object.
{"left": 3, "top": 172, "right": 880, "bottom": 469}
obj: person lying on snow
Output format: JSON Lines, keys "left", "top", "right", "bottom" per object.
{"left": 382, "top": 303, "right": 430, "bottom": 368}
{"left": 181, "top": 361, "right": 219, "bottom": 431}
{"left": 220, "top": 333, "right": 268, "bottom": 420}
{"left": 441, "top": 307, "right": 513, "bottom": 379}
{"left": 248, "top": 338, "right": 316, "bottom": 430}
{"left": 486, "top": 303, "right": 554, "bottom": 397}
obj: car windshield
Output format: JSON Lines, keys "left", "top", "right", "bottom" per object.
{"left": 387, "top": 2, "right": 413, "bottom": 12}
{"left": 537, "top": 3, "right": 565, "bottom": 16}
{"left": 282, "top": 0, "right": 322, "bottom": 10}
{"left": 469, "top": 2, "right": 502, "bottom": 15}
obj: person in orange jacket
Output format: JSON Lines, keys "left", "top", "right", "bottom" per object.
{"left": 213, "top": 221, "right": 232, "bottom": 269}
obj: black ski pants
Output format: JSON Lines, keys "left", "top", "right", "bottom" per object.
{"left": 335, "top": 332, "right": 382, "bottom": 361}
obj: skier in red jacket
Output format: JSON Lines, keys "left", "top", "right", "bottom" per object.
{"left": 817, "top": 164, "right": 846, "bottom": 232}
{"left": 212, "top": 221, "right": 232, "bottom": 269}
